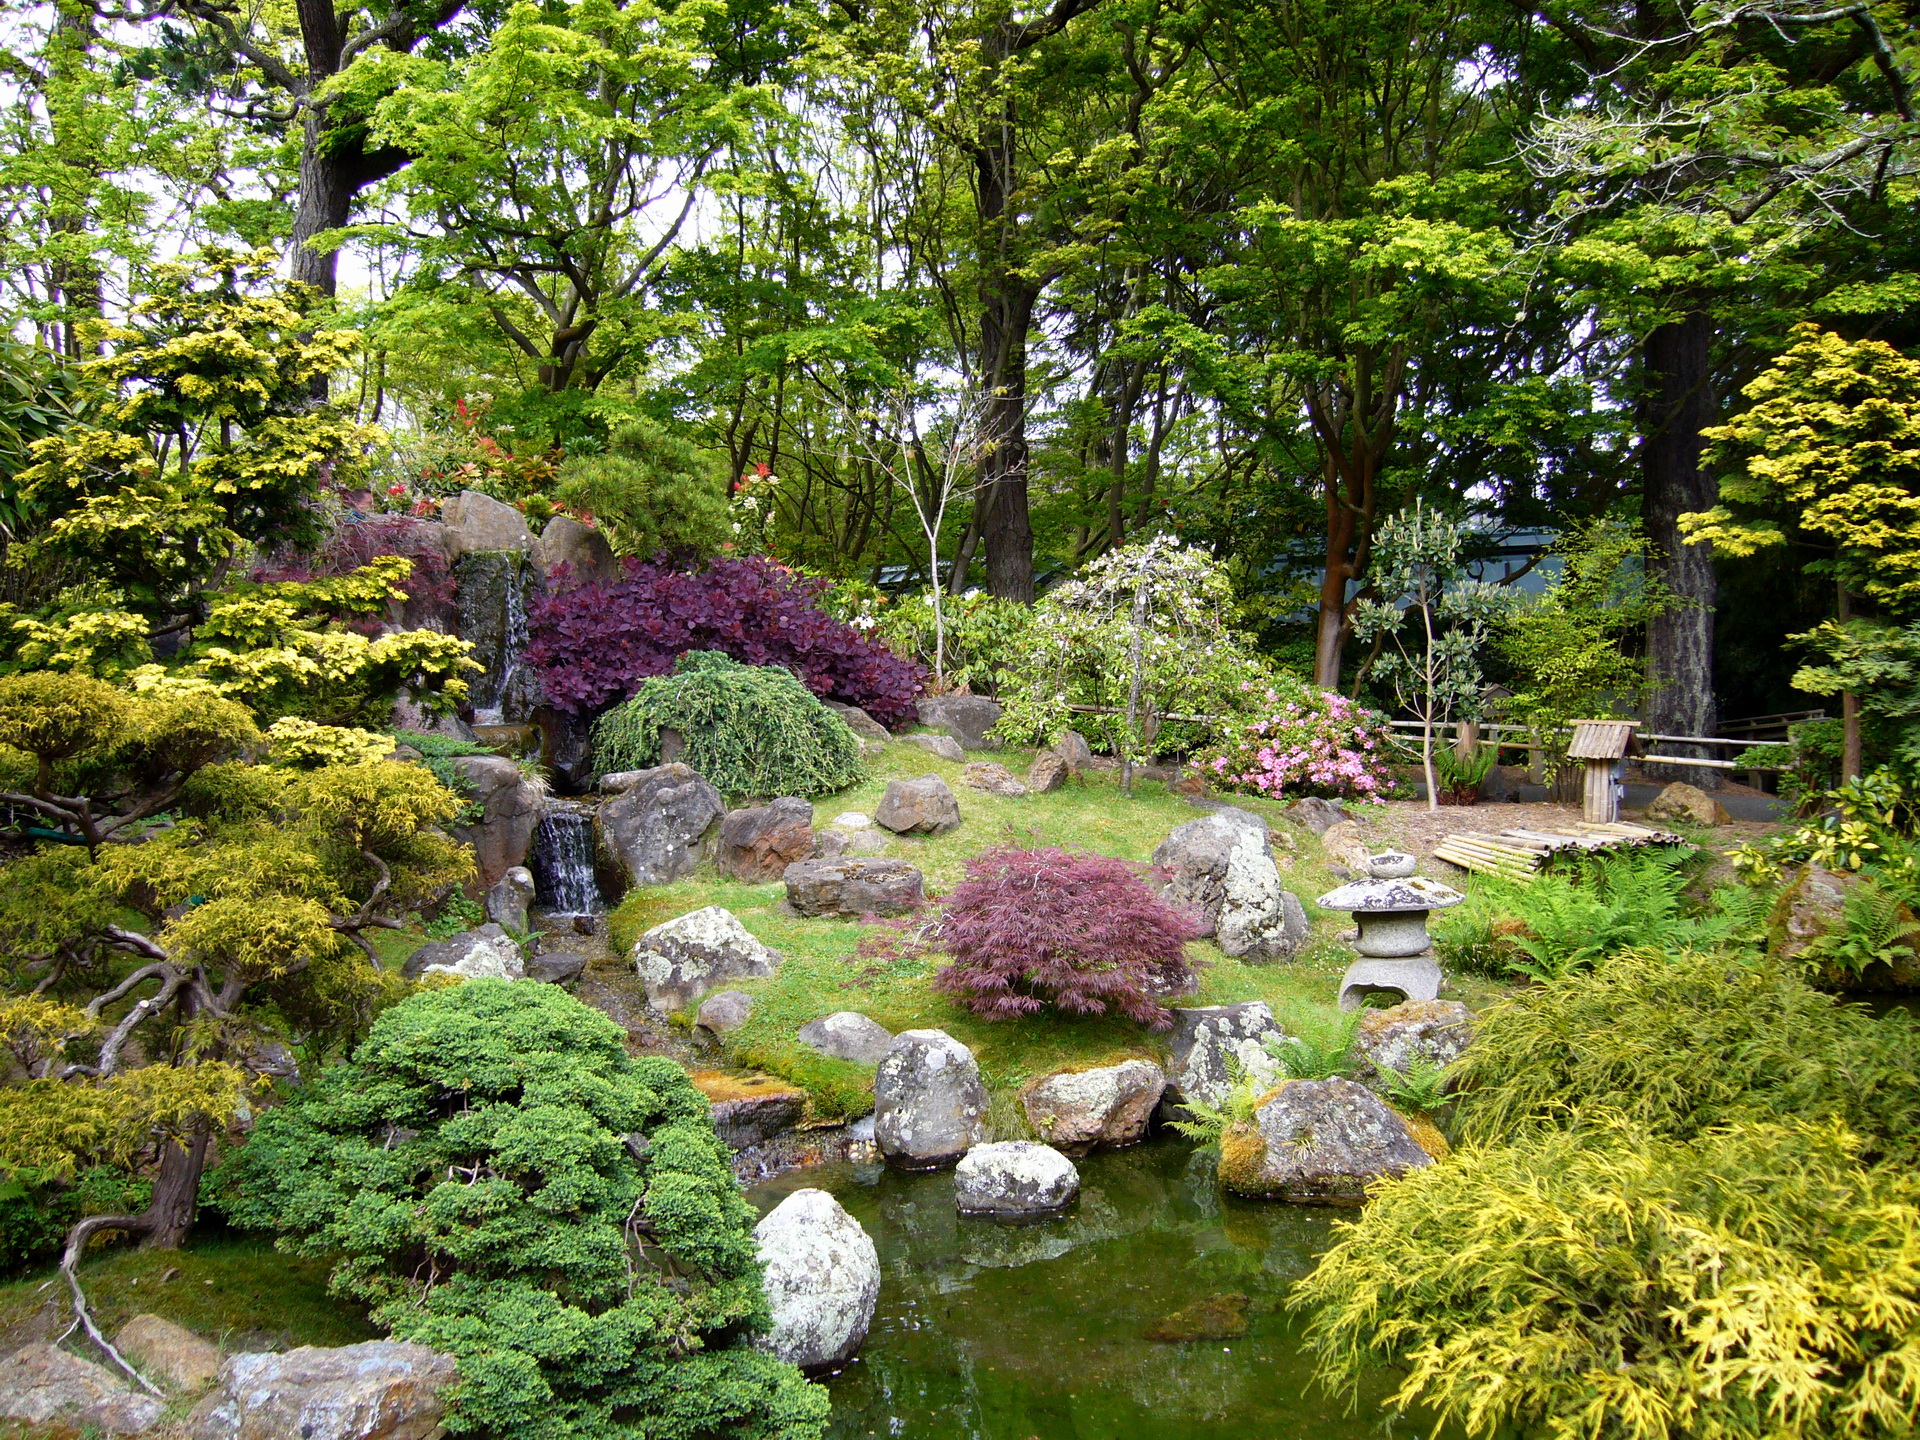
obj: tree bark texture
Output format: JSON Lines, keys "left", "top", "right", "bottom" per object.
{"left": 1639, "top": 310, "right": 1722, "bottom": 789}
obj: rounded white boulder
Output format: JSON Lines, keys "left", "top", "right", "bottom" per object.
{"left": 753, "top": 1189, "right": 881, "bottom": 1370}
{"left": 953, "top": 1141, "right": 1080, "bottom": 1216}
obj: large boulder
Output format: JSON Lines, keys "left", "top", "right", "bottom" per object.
{"left": 1154, "top": 810, "right": 1308, "bottom": 961}
{"left": 531, "top": 514, "right": 618, "bottom": 588}
{"left": 899, "top": 732, "right": 965, "bottom": 763}
{"left": 1163, "top": 1002, "right": 1288, "bottom": 1112}
{"left": 185, "top": 1340, "right": 457, "bottom": 1440}
{"left": 823, "top": 702, "right": 891, "bottom": 745}
{"left": 695, "top": 989, "right": 756, "bottom": 1035}
{"left": 797, "top": 1011, "right": 895, "bottom": 1065}
{"left": 630, "top": 905, "right": 780, "bottom": 1012}
{"left": 960, "top": 761, "right": 1027, "bottom": 797}
{"left": 1219, "top": 1077, "right": 1437, "bottom": 1204}
{"left": 1025, "top": 752, "right": 1069, "bottom": 793}
{"left": 954, "top": 1141, "right": 1079, "bottom": 1215}
{"left": 1645, "top": 781, "right": 1732, "bottom": 826}
{"left": 114, "top": 1315, "right": 223, "bottom": 1393}
{"left": 1282, "top": 796, "right": 1348, "bottom": 836}
{"left": 783, "top": 857, "right": 925, "bottom": 917}
{"left": 440, "top": 489, "right": 533, "bottom": 560}
{"left": 401, "top": 924, "right": 525, "bottom": 981}
{"left": 1020, "top": 1060, "right": 1165, "bottom": 1156}
{"left": 446, "top": 754, "right": 542, "bottom": 891}
{"left": 0, "top": 1342, "right": 163, "bottom": 1434}
{"left": 1771, "top": 862, "right": 1920, "bottom": 991}
{"left": 875, "top": 775, "right": 962, "bottom": 835}
{"left": 692, "top": 1073, "right": 807, "bottom": 1149}
{"left": 916, "top": 695, "right": 1003, "bottom": 750}
{"left": 453, "top": 550, "right": 543, "bottom": 721}
{"left": 595, "top": 764, "right": 724, "bottom": 890}
{"left": 754, "top": 1189, "right": 881, "bottom": 1370}
{"left": 526, "top": 950, "right": 588, "bottom": 986}
{"left": 874, "top": 1029, "right": 991, "bottom": 1168}
{"left": 484, "top": 865, "right": 536, "bottom": 931}
{"left": 717, "top": 797, "right": 815, "bottom": 884}
{"left": 1054, "top": 730, "right": 1094, "bottom": 770}
{"left": 1355, "top": 1000, "right": 1475, "bottom": 1081}
{"left": 1319, "top": 819, "right": 1376, "bottom": 873}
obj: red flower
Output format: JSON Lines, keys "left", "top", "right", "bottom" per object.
{"left": 754, "top": 462, "right": 772, "bottom": 477}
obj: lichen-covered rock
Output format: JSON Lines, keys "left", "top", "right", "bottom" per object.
{"left": 692, "top": 1072, "right": 807, "bottom": 1149}
{"left": 1771, "top": 862, "right": 1920, "bottom": 991}
{"left": 960, "top": 761, "right": 1028, "bottom": 797}
{"left": 115, "top": 1314, "right": 223, "bottom": 1393}
{"left": 401, "top": 924, "right": 525, "bottom": 982}
{"left": 695, "top": 989, "right": 756, "bottom": 1035}
{"left": 1355, "top": 999, "right": 1475, "bottom": 1082}
{"left": 446, "top": 754, "right": 542, "bottom": 891}
{"left": 954, "top": 1141, "right": 1079, "bottom": 1215}
{"left": 1025, "top": 752, "right": 1069, "bottom": 793}
{"left": 185, "top": 1340, "right": 457, "bottom": 1440}
{"left": 875, "top": 775, "right": 962, "bottom": 835}
{"left": 898, "top": 732, "right": 965, "bottom": 763}
{"left": 629, "top": 905, "right": 780, "bottom": 1012}
{"left": 783, "top": 857, "right": 924, "bottom": 917}
{"left": 1020, "top": 1060, "right": 1165, "bottom": 1156}
{"left": 754, "top": 1189, "right": 881, "bottom": 1370}
{"left": 594, "top": 763, "right": 724, "bottom": 890}
{"left": 874, "top": 1029, "right": 991, "bottom": 1168}
{"left": 797, "top": 1011, "right": 894, "bottom": 1065}
{"left": 441, "top": 489, "right": 533, "bottom": 559}
{"left": 1645, "top": 781, "right": 1732, "bottom": 826}
{"left": 1318, "top": 819, "right": 1376, "bottom": 872}
{"left": 1163, "top": 1003, "right": 1287, "bottom": 1112}
{"left": 484, "top": 865, "right": 536, "bottom": 931}
{"left": 1154, "top": 811, "right": 1308, "bottom": 961}
{"left": 823, "top": 703, "right": 892, "bottom": 746}
{"left": 916, "top": 695, "right": 1003, "bottom": 750}
{"left": 717, "top": 797, "right": 815, "bottom": 884}
{"left": 0, "top": 1342, "right": 163, "bottom": 1434}
{"left": 1218, "top": 1077, "right": 1436, "bottom": 1204}
{"left": 531, "top": 514, "right": 618, "bottom": 587}
{"left": 1283, "top": 796, "right": 1348, "bottom": 835}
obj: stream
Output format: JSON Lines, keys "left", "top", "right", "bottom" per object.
{"left": 748, "top": 1139, "right": 1405, "bottom": 1440}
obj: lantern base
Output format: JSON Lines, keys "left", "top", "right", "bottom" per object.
{"left": 1338, "top": 955, "right": 1442, "bottom": 1013}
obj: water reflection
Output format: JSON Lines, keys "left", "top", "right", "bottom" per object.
{"left": 749, "top": 1139, "right": 1403, "bottom": 1440}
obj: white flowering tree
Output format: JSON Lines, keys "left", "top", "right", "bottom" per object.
{"left": 997, "top": 541, "right": 1268, "bottom": 794}
{"left": 1351, "top": 502, "right": 1511, "bottom": 812}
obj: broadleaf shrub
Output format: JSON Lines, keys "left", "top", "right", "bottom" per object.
{"left": 592, "top": 652, "right": 864, "bottom": 797}
{"left": 1452, "top": 948, "right": 1920, "bottom": 1163}
{"left": 1294, "top": 1116, "right": 1920, "bottom": 1440}
{"left": 929, "top": 845, "right": 1204, "bottom": 1028}
{"left": 1200, "top": 683, "right": 1394, "bottom": 802}
{"left": 524, "top": 555, "right": 924, "bottom": 725}
{"left": 222, "top": 980, "right": 828, "bottom": 1440}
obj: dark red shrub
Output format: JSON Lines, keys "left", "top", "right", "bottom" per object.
{"left": 930, "top": 845, "right": 1205, "bottom": 1029}
{"left": 252, "top": 516, "right": 457, "bottom": 633}
{"left": 524, "top": 555, "right": 925, "bottom": 725}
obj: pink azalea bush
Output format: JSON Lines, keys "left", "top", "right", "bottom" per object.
{"left": 1202, "top": 684, "right": 1394, "bottom": 802}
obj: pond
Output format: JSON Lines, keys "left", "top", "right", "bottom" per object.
{"left": 748, "top": 1139, "right": 1405, "bottom": 1440}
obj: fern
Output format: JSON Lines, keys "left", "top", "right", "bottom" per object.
{"left": 1165, "top": 1052, "right": 1264, "bottom": 1148}
{"left": 1372, "top": 1057, "right": 1451, "bottom": 1116}
{"left": 1806, "top": 877, "right": 1920, "bottom": 977}
{"left": 1267, "top": 1008, "right": 1362, "bottom": 1081}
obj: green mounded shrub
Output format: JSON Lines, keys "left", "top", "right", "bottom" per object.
{"left": 1453, "top": 949, "right": 1920, "bottom": 1162}
{"left": 222, "top": 980, "right": 828, "bottom": 1440}
{"left": 592, "top": 651, "right": 863, "bottom": 798}
{"left": 1294, "top": 1117, "right": 1920, "bottom": 1440}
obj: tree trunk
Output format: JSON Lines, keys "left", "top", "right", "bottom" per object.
{"left": 46, "top": 4, "right": 104, "bottom": 357}
{"left": 1640, "top": 310, "right": 1722, "bottom": 789}
{"left": 143, "top": 1127, "right": 211, "bottom": 1250}
{"left": 976, "top": 276, "right": 1039, "bottom": 603}
{"left": 1313, "top": 483, "right": 1357, "bottom": 688}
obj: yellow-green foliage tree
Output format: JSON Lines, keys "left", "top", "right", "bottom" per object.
{"left": 1687, "top": 325, "right": 1920, "bottom": 612}
{"left": 0, "top": 672, "right": 468, "bottom": 1376}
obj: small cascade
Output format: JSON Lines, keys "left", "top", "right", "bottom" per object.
{"left": 456, "top": 551, "right": 543, "bottom": 724}
{"left": 531, "top": 803, "right": 602, "bottom": 914}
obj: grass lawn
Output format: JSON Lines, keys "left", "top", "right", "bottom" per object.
{"left": 606, "top": 737, "right": 1513, "bottom": 1128}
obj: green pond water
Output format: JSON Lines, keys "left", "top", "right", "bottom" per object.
{"left": 748, "top": 1140, "right": 1405, "bottom": 1440}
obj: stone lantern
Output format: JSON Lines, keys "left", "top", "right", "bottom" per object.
{"left": 1316, "top": 851, "right": 1464, "bottom": 1011}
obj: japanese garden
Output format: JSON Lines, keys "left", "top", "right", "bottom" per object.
{"left": 0, "top": 0, "right": 1916, "bottom": 1435}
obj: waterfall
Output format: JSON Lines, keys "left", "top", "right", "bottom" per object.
{"left": 531, "top": 804, "right": 602, "bottom": 914}
{"left": 457, "top": 551, "right": 542, "bottom": 724}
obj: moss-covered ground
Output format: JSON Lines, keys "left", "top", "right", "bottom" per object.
{"left": 606, "top": 737, "right": 1512, "bottom": 1129}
